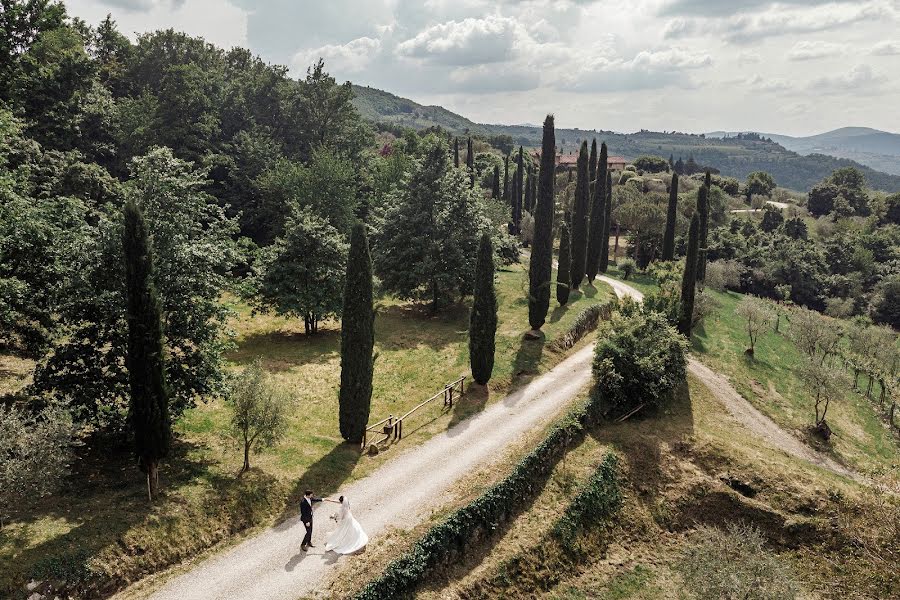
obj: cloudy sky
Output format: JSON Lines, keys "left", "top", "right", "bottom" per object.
{"left": 65, "top": 0, "right": 900, "bottom": 136}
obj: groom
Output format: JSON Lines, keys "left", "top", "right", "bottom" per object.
{"left": 300, "top": 490, "right": 323, "bottom": 551}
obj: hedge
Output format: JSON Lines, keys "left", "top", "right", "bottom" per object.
{"left": 552, "top": 452, "right": 621, "bottom": 548}
{"left": 549, "top": 299, "right": 618, "bottom": 353}
{"left": 354, "top": 394, "right": 607, "bottom": 600}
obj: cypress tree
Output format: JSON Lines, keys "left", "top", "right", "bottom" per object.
{"left": 528, "top": 115, "right": 556, "bottom": 332}
{"left": 454, "top": 137, "right": 460, "bottom": 168}
{"left": 339, "top": 222, "right": 375, "bottom": 443}
{"left": 469, "top": 233, "right": 497, "bottom": 385}
{"left": 122, "top": 200, "right": 170, "bottom": 500}
{"left": 502, "top": 155, "right": 509, "bottom": 202}
{"left": 557, "top": 220, "right": 571, "bottom": 306}
{"left": 599, "top": 170, "right": 613, "bottom": 273}
{"left": 522, "top": 166, "right": 530, "bottom": 213}
{"left": 570, "top": 140, "right": 589, "bottom": 290}
{"left": 530, "top": 168, "right": 537, "bottom": 213}
{"left": 492, "top": 165, "right": 500, "bottom": 199}
{"left": 589, "top": 138, "right": 598, "bottom": 189}
{"left": 678, "top": 213, "right": 700, "bottom": 337}
{"left": 696, "top": 184, "right": 709, "bottom": 283}
{"left": 586, "top": 142, "right": 608, "bottom": 281}
{"left": 704, "top": 169, "right": 712, "bottom": 190}
{"left": 510, "top": 166, "right": 521, "bottom": 234}
{"left": 662, "top": 171, "right": 679, "bottom": 261}
{"left": 466, "top": 137, "right": 475, "bottom": 188}
{"left": 515, "top": 146, "right": 524, "bottom": 210}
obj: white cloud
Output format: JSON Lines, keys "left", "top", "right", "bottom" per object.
{"left": 807, "top": 64, "right": 887, "bottom": 93}
{"left": 663, "top": 18, "right": 696, "bottom": 39}
{"left": 292, "top": 37, "right": 382, "bottom": 74}
{"left": 788, "top": 40, "right": 848, "bottom": 60}
{"left": 96, "top": 0, "right": 185, "bottom": 12}
{"left": 737, "top": 50, "right": 762, "bottom": 65}
{"left": 870, "top": 39, "right": 900, "bottom": 55}
{"left": 396, "top": 16, "right": 521, "bottom": 66}
{"left": 449, "top": 64, "right": 541, "bottom": 93}
{"left": 721, "top": 2, "right": 893, "bottom": 43}
{"left": 744, "top": 75, "right": 792, "bottom": 93}
{"left": 565, "top": 47, "right": 712, "bottom": 92}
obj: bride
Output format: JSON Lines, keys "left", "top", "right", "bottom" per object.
{"left": 324, "top": 496, "right": 368, "bottom": 554}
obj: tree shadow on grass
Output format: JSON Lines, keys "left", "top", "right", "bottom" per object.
{"left": 375, "top": 303, "right": 467, "bottom": 353}
{"left": 447, "top": 383, "right": 489, "bottom": 432}
{"left": 229, "top": 328, "right": 341, "bottom": 371}
{"left": 582, "top": 283, "right": 598, "bottom": 298}
{"left": 590, "top": 380, "right": 696, "bottom": 500}
{"left": 549, "top": 289, "right": 581, "bottom": 323}
{"left": 277, "top": 442, "right": 363, "bottom": 527}
{"left": 512, "top": 333, "right": 545, "bottom": 384}
{"left": 0, "top": 436, "right": 272, "bottom": 598}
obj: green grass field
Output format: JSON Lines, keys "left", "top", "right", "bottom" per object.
{"left": 0, "top": 261, "right": 612, "bottom": 598}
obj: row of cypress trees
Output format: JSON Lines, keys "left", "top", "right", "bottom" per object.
{"left": 677, "top": 175, "right": 711, "bottom": 336}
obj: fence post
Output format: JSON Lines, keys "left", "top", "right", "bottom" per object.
{"left": 460, "top": 375, "right": 465, "bottom": 396}
{"left": 399, "top": 419, "right": 403, "bottom": 440}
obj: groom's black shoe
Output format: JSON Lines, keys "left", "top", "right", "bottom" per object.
{"left": 308, "top": 544, "right": 316, "bottom": 548}
{"left": 301, "top": 545, "right": 308, "bottom": 552}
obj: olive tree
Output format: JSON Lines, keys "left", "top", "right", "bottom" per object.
{"left": 735, "top": 296, "right": 772, "bottom": 357}
{"left": 228, "top": 360, "right": 288, "bottom": 475}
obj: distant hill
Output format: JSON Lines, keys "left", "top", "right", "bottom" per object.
{"left": 709, "top": 127, "right": 900, "bottom": 177}
{"left": 352, "top": 85, "right": 900, "bottom": 193}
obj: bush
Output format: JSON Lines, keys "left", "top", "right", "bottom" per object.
{"left": 494, "top": 231, "right": 521, "bottom": 265}
{"left": 824, "top": 296, "right": 854, "bottom": 319}
{"left": 593, "top": 311, "right": 688, "bottom": 417}
{"left": 619, "top": 170, "right": 638, "bottom": 185}
{"left": 549, "top": 300, "right": 618, "bottom": 352}
{"left": 618, "top": 257, "right": 637, "bottom": 279}
{"left": 692, "top": 291, "right": 720, "bottom": 328}
{"left": 676, "top": 523, "right": 800, "bottom": 600}
{"left": 552, "top": 454, "right": 621, "bottom": 548}
{"left": 1, "top": 402, "right": 77, "bottom": 524}
{"left": 705, "top": 260, "right": 741, "bottom": 292}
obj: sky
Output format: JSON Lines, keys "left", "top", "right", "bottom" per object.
{"left": 64, "top": 0, "right": 900, "bottom": 136}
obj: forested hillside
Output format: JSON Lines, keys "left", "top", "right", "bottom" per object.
{"left": 352, "top": 85, "right": 900, "bottom": 192}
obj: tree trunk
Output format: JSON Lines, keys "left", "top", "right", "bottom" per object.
{"left": 241, "top": 442, "right": 250, "bottom": 475}
{"left": 147, "top": 460, "right": 159, "bottom": 500}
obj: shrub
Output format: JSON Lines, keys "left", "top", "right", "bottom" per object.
{"left": 824, "top": 296, "right": 854, "bottom": 319}
{"left": 705, "top": 260, "right": 741, "bottom": 292}
{"left": 618, "top": 257, "right": 637, "bottom": 279}
{"left": 692, "top": 291, "right": 720, "bottom": 328}
{"left": 593, "top": 311, "right": 688, "bottom": 417}
{"left": 619, "top": 170, "right": 638, "bottom": 185}
{"left": 552, "top": 454, "right": 621, "bottom": 548}
{"left": 0, "top": 402, "right": 77, "bottom": 524}
{"left": 677, "top": 523, "right": 800, "bottom": 600}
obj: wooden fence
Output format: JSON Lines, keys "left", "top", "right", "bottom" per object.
{"left": 362, "top": 376, "right": 466, "bottom": 450}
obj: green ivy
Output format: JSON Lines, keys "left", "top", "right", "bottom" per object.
{"left": 552, "top": 453, "right": 621, "bottom": 549}
{"left": 549, "top": 299, "right": 618, "bottom": 353}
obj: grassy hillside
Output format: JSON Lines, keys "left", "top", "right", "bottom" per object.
{"left": 351, "top": 85, "right": 900, "bottom": 193}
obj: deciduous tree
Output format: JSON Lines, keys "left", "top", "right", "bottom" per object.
{"left": 229, "top": 360, "right": 288, "bottom": 474}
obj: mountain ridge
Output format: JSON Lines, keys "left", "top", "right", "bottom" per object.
{"left": 351, "top": 84, "right": 900, "bottom": 192}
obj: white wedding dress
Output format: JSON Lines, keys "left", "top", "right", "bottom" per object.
{"left": 324, "top": 498, "right": 368, "bottom": 554}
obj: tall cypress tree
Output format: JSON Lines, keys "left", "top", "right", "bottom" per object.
{"left": 510, "top": 166, "right": 521, "bottom": 234}
{"left": 466, "top": 137, "right": 475, "bottom": 188}
{"left": 678, "top": 213, "right": 700, "bottom": 337}
{"left": 515, "top": 146, "right": 524, "bottom": 211}
{"left": 530, "top": 167, "right": 537, "bottom": 213}
{"left": 502, "top": 154, "right": 509, "bottom": 202}
{"left": 528, "top": 115, "right": 556, "bottom": 332}
{"left": 339, "top": 222, "right": 375, "bottom": 443}
{"left": 589, "top": 138, "right": 598, "bottom": 189}
{"left": 704, "top": 169, "right": 712, "bottom": 191}
{"left": 599, "top": 171, "right": 613, "bottom": 273}
{"left": 122, "top": 200, "right": 170, "bottom": 500}
{"left": 557, "top": 220, "right": 571, "bottom": 306}
{"left": 586, "top": 142, "right": 608, "bottom": 281}
{"left": 570, "top": 140, "right": 589, "bottom": 290}
{"left": 662, "top": 172, "right": 679, "bottom": 261}
{"left": 492, "top": 165, "right": 500, "bottom": 199}
{"left": 696, "top": 184, "right": 709, "bottom": 283}
{"left": 469, "top": 233, "right": 497, "bottom": 385}
{"left": 454, "top": 137, "right": 460, "bottom": 168}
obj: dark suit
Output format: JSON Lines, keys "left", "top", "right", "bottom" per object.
{"left": 300, "top": 496, "right": 322, "bottom": 548}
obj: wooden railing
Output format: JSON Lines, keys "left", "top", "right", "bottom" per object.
{"left": 362, "top": 376, "right": 466, "bottom": 450}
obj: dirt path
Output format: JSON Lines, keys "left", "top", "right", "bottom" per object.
{"left": 141, "top": 343, "right": 598, "bottom": 600}
{"left": 597, "top": 274, "right": 860, "bottom": 482}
